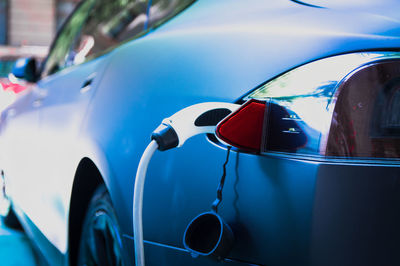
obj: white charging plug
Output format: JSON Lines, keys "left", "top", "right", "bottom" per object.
{"left": 134, "top": 101, "right": 240, "bottom": 266}
{"left": 152, "top": 102, "right": 240, "bottom": 150}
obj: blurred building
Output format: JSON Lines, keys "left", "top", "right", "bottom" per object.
{"left": 0, "top": 0, "right": 79, "bottom": 47}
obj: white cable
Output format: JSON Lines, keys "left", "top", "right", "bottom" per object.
{"left": 133, "top": 140, "right": 159, "bottom": 266}
{"left": 133, "top": 102, "right": 240, "bottom": 266}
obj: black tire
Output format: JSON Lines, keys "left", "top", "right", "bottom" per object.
{"left": 3, "top": 205, "right": 23, "bottom": 230}
{"left": 77, "top": 185, "right": 125, "bottom": 266}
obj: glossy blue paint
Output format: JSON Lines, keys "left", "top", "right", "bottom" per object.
{"left": 82, "top": 1, "right": 400, "bottom": 263}
{"left": 141, "top": 140, "right": 318, "bottom": 265}
{"left": 2, "top": 0, "right": 400, "bottom": 265}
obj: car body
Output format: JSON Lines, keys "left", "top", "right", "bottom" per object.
{"left": 1, "top": 0, "right": 400, "bottom": 265}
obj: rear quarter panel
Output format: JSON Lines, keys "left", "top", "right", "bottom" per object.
{"left": 79, "top": 0, "right": 400, "bottom": 265}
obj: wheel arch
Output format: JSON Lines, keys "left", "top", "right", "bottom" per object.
{"left": 68, "top": 157, "right": 104, "bottom": 266}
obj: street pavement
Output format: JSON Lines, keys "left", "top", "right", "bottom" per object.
{"left": 0, "top": 218, "right": 38, "bottom": 266}
{"left": 0, "top": 193, "right": 38, "bottom": 265}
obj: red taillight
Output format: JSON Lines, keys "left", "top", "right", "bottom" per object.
{"left": 216, "top": 99, "right": 308, "bottom": 154}
{"left": 216, "top": 99, "right": 267, "bottom": 152}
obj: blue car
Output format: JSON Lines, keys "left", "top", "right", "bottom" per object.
{"left": 1, "top": 0, "right": 400, "bottom": 265}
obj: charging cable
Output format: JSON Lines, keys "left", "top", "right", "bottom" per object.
{"left": 133, "top": 140, "right": 158, "bottom": 266}
{"left": 133, "top": 102, "right": 240, "bottom": 266}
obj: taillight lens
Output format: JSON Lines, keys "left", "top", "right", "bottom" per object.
{"left": 216, "top": 52, "right": 400, "bottom": 159}
{"left": 216, "top": 99, "right": 266, "bottom": 152}
{"left": 216, "top": 99, "right": 308, "bottom": 153}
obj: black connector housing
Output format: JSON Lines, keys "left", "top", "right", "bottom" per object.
{"left": 151, "top": 124, "right": 179, "bottom": 151}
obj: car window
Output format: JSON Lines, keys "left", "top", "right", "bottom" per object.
{"left": 148, "top": 0, "right": 195, "bottom": 29}
{"left": 42, "top": 0, "right": 148, "bottom": 78}
{"left": 42, "top": 0, "right": 95, "bottom": 77}
{"left": 326, "top": 60, "right": 400, "bottom": 159}
{"left": 68, "top": 0, "right": 148, "bottom": 65}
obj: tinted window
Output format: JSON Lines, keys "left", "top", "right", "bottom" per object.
{"left": 148, "top": 0, "right": 194, "bottom": 29}
{"left": 373, "top": 77, "right": 400, "bottom": 136}
{"left": 69, "top": 0, "right": 148, "bottom": 65}
{"left": 326, "top": 60, "right": 400, "bottom": 159}
{"left": 43, "top": 0, "right": 148, "bottom": 77}
{"left": 42, "top": 0, "right": 94, "bottom": 76}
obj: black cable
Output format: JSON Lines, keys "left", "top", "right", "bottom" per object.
{"left": 211, "top": 146, "right": 231, "bottom": 213}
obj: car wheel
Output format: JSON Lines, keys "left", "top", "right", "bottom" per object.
{"left": 77, "top": 185, "right": 125, "bottom": 266}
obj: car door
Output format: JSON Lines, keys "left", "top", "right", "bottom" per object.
{"left": 29, "top": 0, "right": 149, "bottom": 255}
{"left": 0, "top": 81, "right": 41, "bottom": 221}
{"left": 4, "top": 0, "right": 101, "bottom": 256}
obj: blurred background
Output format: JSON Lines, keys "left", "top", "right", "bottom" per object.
{"left": 0, "top": 0, "right": 79, "bottom": 47}
{"left": 0, "top": 0, "right": 80, "bottom": 128}
{"left": 0, "top": 0, "right": 80, "bottom": 76}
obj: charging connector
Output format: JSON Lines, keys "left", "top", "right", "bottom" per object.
{"left": 151, "top": 124, "right": 179, "bottom": 151}
{"left": 150, "top": 102, "right": 240, "bottom": 151}
{"left": 133, "top": 102, "right": 240, "bottom": 266}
